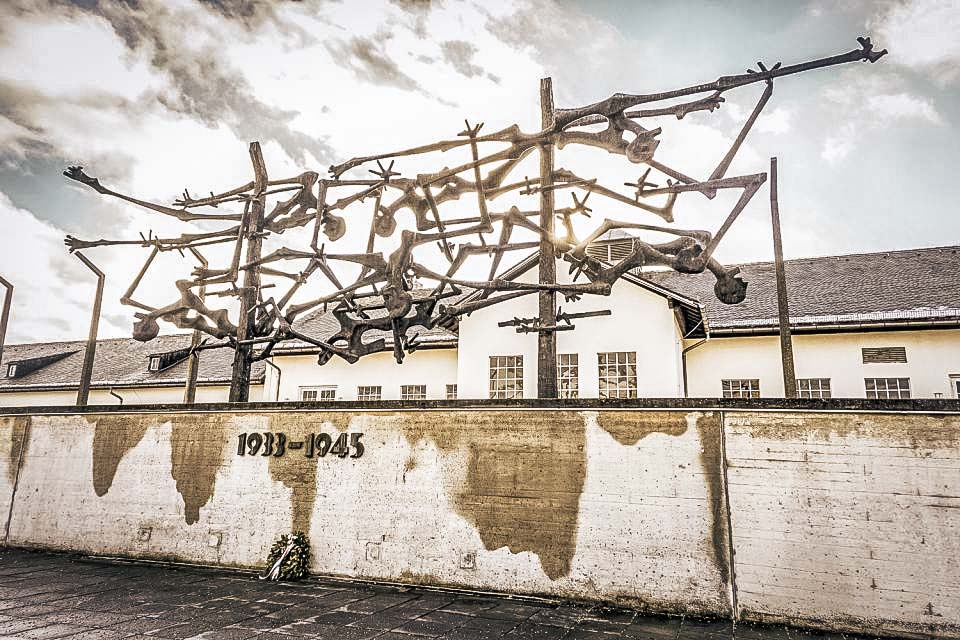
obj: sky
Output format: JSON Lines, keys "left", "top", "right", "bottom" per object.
{"left": 0, "top": 0, "right": 958, "bottom": 344}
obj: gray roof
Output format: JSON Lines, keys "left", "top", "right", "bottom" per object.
{"left": 0, "top": 333, "right": 265, "bottom": 392}
{"left": 276, "top": 288, "right": 461, "bottom": 353}
{"left": 642, "top": 245, "right": 960, "bottom": 334}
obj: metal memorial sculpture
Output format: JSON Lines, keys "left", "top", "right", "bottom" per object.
{"left": 62, "top": 38, "right": 886, "bottom": 400}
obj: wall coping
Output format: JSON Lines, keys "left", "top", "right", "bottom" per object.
{"left": 2, "top": 397, "right": 959, "bottom": 416}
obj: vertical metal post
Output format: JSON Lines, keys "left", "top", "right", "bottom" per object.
{"left": 229, "top": 141, "right": 267, "bottom": 403}
{"left": 0, "top": 276, "right": 12, "bottom": 370}
{"left": 770, "top": 158, "right": 797, "bottom": 397}
{"left": 184, "top": 248, "right": 207, "bottom": 404}
{"left": 74, "top": 252, "right": 104, "bottom": 406}
{"left": 537, "top": 77, "right": 558, "bottom": 399}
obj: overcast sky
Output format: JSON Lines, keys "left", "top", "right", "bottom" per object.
{"left": 0, "top": 0, "right": 957, "bottom": 343}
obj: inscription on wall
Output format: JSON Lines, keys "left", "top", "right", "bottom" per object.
{"left": 236, "top": 432, "right": 365, "bottom": 459}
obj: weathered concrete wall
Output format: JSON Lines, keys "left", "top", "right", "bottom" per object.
{"left": 1, "top": 403, "right": 958, "bottom": 638}
{"left": 724, "top": 411, "right": 960, "bottom": 638}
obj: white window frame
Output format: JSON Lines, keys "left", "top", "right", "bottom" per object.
{"left": 400, "top": 384, "right": 427, "bottom": 400}
{"left": 489, "top": 355, "right": 523, "bottom": 399}
{"left": 6, "top": 364, "right": 16, "bottom": 378}
{"left": 148, "top": 356, "right": 161, "bottom": 372}
{"left": 445, "top": 384, "right": 458, "bottom": 400}
{"left": 357, "top": 385, "right": 382, "bottom": 401}
{"left": 951, "top": 375, "right": 960, "bottom": 399}
{"left": 299, "top": 385, "right": 336, "bottom": 401}
{"left": 865, "top": 377, "right": 911, "bottom": 399}
{"left": 557, "top": 353, "right": 579, "bottom": 399}
{"left": 797, "top": 378, "right": 832, "bottom": 399}
{"left": 722, "top": 379, "right": 760, "bottom": 398}
{"left": 598, "top": 351, "right": 637, "bottom": 399}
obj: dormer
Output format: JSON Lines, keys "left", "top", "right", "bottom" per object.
{"left": 146, "top": 347, "right": 192, "bottom": 373}
{"left": 4, "top": 350, "right": 79, "bottom": 379}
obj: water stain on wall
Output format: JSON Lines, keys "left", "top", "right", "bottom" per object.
{"left": 595, "top": 410, "right": 731, "bottom": 591}
{"left": 4, "top": 416, "right": 30, "bottom": 486}
{"left": 729, "top": 411, "right": 960, "bottom": 449}
{"left": 694, "top": 413, "right": 732, "bottom": 591}
{"left": 265, "top": 414, "right": 347, "bottom": 535}
{"left": 88, "top": 415, "right": 155, "bottom": 497}
{"left": 594, "top": 411, "right": 690, "bottom": 445}
{"left": 399, "top": 410, "right": 587, "bottom": 581}
{"left": 170, "top": 414, "right": 232, "bottom": 525}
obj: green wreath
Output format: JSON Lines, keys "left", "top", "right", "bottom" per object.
{"left": 263, "top": 532, "right": 311, "bottom": 581}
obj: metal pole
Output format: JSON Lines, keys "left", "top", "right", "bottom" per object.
{"left": 183, "top": 248, "right": 207, "bottom": 404}
{"left": 0, "top": 276, "right": 12, "bottom": 370}
{"left": 770, "top": 157, "right": 797, "bottom": 397}
{"left": 74, "top": 252, "right": 104, "bottom": 406}
{"left": 537, "top": 77, "right": 558, "bottom": 399}
{"left": 229, "top": 142, "right": 267, "bottom": 403}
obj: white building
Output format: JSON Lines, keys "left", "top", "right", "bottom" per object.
{"left": 2, "top": 244, "right": 959, "bottom": 405}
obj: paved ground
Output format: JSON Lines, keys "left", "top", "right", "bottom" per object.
{"left": 0, "top": 548, "right": 879, "bottom": 640}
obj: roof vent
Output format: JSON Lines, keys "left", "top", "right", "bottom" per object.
{"left": 147, "top": 347, "right": 192, "bottom": 373}
{"left": 3, "top": 350, "right": 79, "bottom": 379}
{"left": 862, "top": 346, "right": 907, "bottom": 364}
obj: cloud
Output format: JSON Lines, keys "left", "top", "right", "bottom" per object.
{"left": 819, "top": 71, "right": 944, "bottom": 164}
{"left": 325, "top": 31, "right": 426, "bottom": 94}
{"left": 871, "top": 0, "right": 960, "bottom": 84}
{"left": 440, "top": 40, "right": 484, "bottom": 78}
{"left": 0, "top": 191, "right": 130, "bottom": 342}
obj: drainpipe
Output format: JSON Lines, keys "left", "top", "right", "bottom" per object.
{"left": 681, "top": 312, "right": 710, "bottom": 398}
{"left": 264, "top": 359, "right": 282, "bottom": 401}
{"left": 0, "top": 276, "right": 12, "bottom": 369}
{"left": 109, "top": 387, "right": 124, "bottom": 405}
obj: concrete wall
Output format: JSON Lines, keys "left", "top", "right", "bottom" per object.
{"left": 1, "top": 403, "right": 958, "bottom": 638}
{"left": 272, "top": 349, "right": 458, "bottom": 401}
{"left": 0, "top": 384, "right": 263, "bottom": 407}
{"left": 685, "top": 329, "right": 960, "bottom": 399}
{"left": 457, "top": 262, "right": 684, "bottom": 398}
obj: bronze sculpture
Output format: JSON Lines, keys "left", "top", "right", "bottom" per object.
{"left": 62, "top": 37, "right": 887, "bottom": 400}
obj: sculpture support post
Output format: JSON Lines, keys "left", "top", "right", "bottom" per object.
{"left": 229, "top": 142, "right": 267, "bottom": 402}
{"left": 0, "top": 276, "right": 12, "bottom": 368}
{"left": 75, "top": 252, "right": 104, "bottom": 406}
{"left": 770, "top": 157, "right": 797, "bottom": 398}
{"left": 537, "top": 77, "right": 558, "bottom": 399}
{"left": 183, "top": 248, "right": 207, "bottom": 404}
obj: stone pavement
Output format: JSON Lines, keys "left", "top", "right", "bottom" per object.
{"left": 0, "top": 548, "right": 879, "bottom": 640}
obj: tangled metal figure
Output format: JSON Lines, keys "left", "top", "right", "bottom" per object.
{"left": 63, "top": 38, "right": 886, "bottom": 400}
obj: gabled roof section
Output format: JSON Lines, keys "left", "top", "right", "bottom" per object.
{"left": 0, "top": 334, "right": 264, "bottom": 392}
{"left": 456, "top": 251, "right": 707, "bottom": 338}
{"left": 5, "top": 350, "right": 79, "bottom": 379}
{"left": 642, "top": 245, "right": 960, "bottom": 334}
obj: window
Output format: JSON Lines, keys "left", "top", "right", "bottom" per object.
{"left": 148, "top": 356, "right": 161, "bottom": 372}
{"left": 300, "top": 386, "right": 336, "bottom": 401}
{"left": 797, "top": 378, "right": 832, "bottom": 399}
{"left": 489, "top": 355, "right": 523, "bottom": 399}
{"left": 722, "top": 379, "right": 760, "bottom": 398}
{"left": 446, "top": 384, "right": 458, "bottom": 399}
{"left": 357, "top": 386, "right": 382, "bottom": 401}
{"left": 598, "top": 352, "right": 637, "bottom": 399}
{"left": 865, "top": 378, "right": 911, "bottom": 399}
{"left": 951, "top": 375, "right": 960, "bottom": 399}
{"left": 400, "top": 385, "right": 427, "bottom": 400}
{"left": 862, "top": 347, "right": 907, "bottom": 364}
{"left": 557, "top": 353, "right": 579, "bottom": 399}
{"left": 5, "top": 364, "right": 16, "bottom": 378}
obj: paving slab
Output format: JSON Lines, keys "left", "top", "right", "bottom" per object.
{"left": 0, "top": 549, "right": 889, "bottom": 639}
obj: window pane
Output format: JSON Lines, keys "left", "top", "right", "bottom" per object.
{"left": 490, "top": 355, "right": 523, "bottom": 399}
{"left": 598, "top": 352, "right": 637, "bottom": 399}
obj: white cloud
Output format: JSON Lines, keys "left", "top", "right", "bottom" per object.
{"left": 819, "top": 70, "right": 944, "bottom": 164}
{"left": 871, "top": 0, "right": 960, "bottom": 84}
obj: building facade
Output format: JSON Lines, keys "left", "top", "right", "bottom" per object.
{"left": 3, "top": 245, "right": 959, "bottom": 405}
